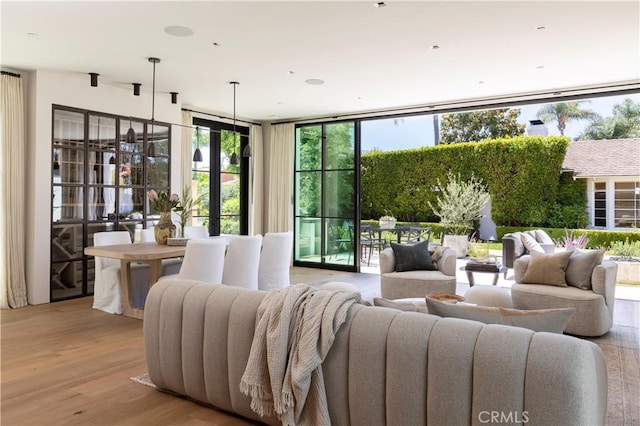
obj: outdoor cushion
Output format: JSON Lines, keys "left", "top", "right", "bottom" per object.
{"left": 424, "top": 297, "right": 574, "bottom": 334}
{"left": 504, "top": 232, "right": 525, "bottom": 258}
{"left": 534, "top": 229, "right": 554, "bottom": 245}
{"left": 565, "top": 248, "right": 605, "bottom": 290}
{"left": 519, "top": 250, "right": 573, "bottom": 287}
{"left": 390, "top": 240, "right": 436, "bottom": 272}
{"left": 521, "top": 232, "right": 545, "bottom": 254}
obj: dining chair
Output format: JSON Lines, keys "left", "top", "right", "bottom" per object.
{"left": 160, "top": 238, "right": 227, "bottom": 283}
{"left": 92, "top": 231, "right": 150, "bottom": 314}
{"left": 402, "top": 226, "right": 432, "bottom": 244}
{"left": 184, "top": 225, "right": 210, "bottom": 239}
{"left": 360, "top": 224, "right": 387, "bottom": 266}
{"left": 258, "top": 231, "right": 293, "bottom": 291}
{"left": 222, "top": 235, "right": 263, "bottom": 290}
{"left": 139, "top": 227, "right": 182, "bottom": 276}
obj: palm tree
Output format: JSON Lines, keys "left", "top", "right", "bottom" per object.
{"left": 536, "top": 101, "right": 600, "bottom": 136}
{"left": 580, "top": 98, "right": 640, "bottom": 140}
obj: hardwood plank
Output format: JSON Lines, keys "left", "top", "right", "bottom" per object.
{"left": 1, "top": 298, "right": 254, "bottom": 426}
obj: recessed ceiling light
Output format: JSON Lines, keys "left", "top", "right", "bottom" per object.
{"left": 537, "top": 65, "right": 545, "bottom": 69}
{"left": 536, "top": 25, "right": 546, "bottom": 30}
{"left": 212, "top": 42, "right": 220, "bottom": 47}
{"left": 357, "top": 96, "right": 363, "bottom": 100}
{"left": 277, "top": 102, "right": 284, "bottom": 105}
{"left": 26, "top": 32, "right": 39, "bottom": 37}
{"left": 374, "top": 2, "right": 387, "bottom": 8}
{"left": 305, "top": 78, "right": 325, "bottom": 85}
{"left": 287, "top": 70, "right": 295, "bottom": 75}
{"left": 478, "top": 80, "right": 485, "bottom": 84}
{"left": 430, "top": 45, "right": 440, "bottom": 50}
{"left": 164, "top": 25, "right": 194, "bottom": 37}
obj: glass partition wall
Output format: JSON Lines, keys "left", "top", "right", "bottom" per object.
{"left": 51, "top": 105, "right": 171, "bottom": 301}
{"left": 294, "top": 121, "right": 358, "bottom": 271}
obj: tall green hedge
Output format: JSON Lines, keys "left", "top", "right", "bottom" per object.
{"left": 361, "top": 136, "right": 571, "bottom": 227}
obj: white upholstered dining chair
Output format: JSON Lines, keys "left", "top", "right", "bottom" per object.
{"left": 184, "top": 225, "right": 210, "bottom": 239}
{"left": 92, "top": 231, "right": 150, "bottom": 314}
{"left": 221, "top": 235, "right": 263, "bottom": 290}
{"left": 159, "top": 238, "right": 227, "bottom": 283}
{"left": 258, "top": 231, "right": 293, "bottom": 291}
{"left": 139, "top": 227, "right": 182, "bottom": 276}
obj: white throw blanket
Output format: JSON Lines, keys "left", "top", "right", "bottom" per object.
{"left": 240, "top": 283, "right": 359, "bottom": 426}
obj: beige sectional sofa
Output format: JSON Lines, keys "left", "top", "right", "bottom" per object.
{"left": 144, "top": 279, "right": 607, "bottom": 425}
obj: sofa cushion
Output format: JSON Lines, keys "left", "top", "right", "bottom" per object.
{"left": 390, "top": 240, "right": 437, "bottom": 272}
{"left": 534, "top": 229, "right": 554, "bottom": 245}
{"left": 521, "top": 232, "right": 545, "bottom": 254}
{"left": 565, "top": 249, "right": 605, "bottom": 290}
{"left": 520, "top": 250, "right": 573, "bottom": 287}
{"left": 425, "top": 297, "right": 574, "bottom": 333}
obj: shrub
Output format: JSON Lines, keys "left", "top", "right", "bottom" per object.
{"left": 609, "top": 239, "right": 640, "bottom": 257}
{"left": 555, "top": 229, "right": 589, "bottom": 249}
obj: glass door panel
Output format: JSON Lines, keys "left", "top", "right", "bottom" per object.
{"left": 294, "top": 121, "right": 357, "bottom": 271}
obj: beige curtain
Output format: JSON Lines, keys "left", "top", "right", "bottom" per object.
{"left": 249, "top": 124, "right": 264, "bottom": 235}
{"left": 267, "top": 123, "right": 294, "bottom": 233}
{"left": 180, "top": 110, "right": 193, "bottom": 191}
{"left": 0, "top": 73, "right": 28, "bottom": 308}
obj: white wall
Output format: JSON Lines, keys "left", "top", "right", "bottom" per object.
{"left": 26, "top": 70, "right": 182, "bottom": 304}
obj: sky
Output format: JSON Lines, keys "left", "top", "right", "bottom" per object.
{"left": 361, "top": 93, "right": 640, "bottom": 152}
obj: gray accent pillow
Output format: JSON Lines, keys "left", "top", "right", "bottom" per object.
{"left": 521, "top": 232, "right": 545, "bottom": 254}
{"left": 390, "top": 240, "right": 436, "bottom": 272}
{"left": 373, "top": 297, "right": 430, "bottom": 313}
{"left": 565, "top": 249, "right": 605, "bottom": 290}
{"left": 505, "top": 232, "right": 525, "bottom": 258}
{"left": 425, "top": 297, "right": 574, "bottom": 334}
{"left": 520, "top": 250, "right": 573, "bottom": 287}
{"left": 535, "top": 229, "right": 554, "bottom": 245}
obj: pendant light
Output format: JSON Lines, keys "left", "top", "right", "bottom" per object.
{"left": 229, "top": 81, "right": 239, "bottom": 166}
{"left": 193, "top": 126, "right": 203, "bottom": 162}
{"left": 126, "top": 117, "right": 136, "bottom": 143}
{"left": 147, "top": 57, "right": 160, "bottom": 158}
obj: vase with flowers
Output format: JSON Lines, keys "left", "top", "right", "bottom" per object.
{"left": 147, "top": 189, "right": 180, "bottom": 245}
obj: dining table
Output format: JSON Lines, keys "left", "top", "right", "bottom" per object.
{"left": 84, "top": 242, "right": 186, "bottom": 319}
{"left": 371, "top": 226, "right": 410, "bottom": 244}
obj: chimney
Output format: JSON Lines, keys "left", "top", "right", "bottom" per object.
{"left": 527, "top": 119, "right": 549, "bottom": 136}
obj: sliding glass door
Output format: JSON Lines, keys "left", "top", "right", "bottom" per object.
{"left": 294, "top": 121, "right": 358, "bottom": 271}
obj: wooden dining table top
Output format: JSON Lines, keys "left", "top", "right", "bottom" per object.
{"left": 84, "top": 242, "right": 186, "bottom": 261}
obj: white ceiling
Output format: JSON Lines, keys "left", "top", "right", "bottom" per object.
{"left": 2, "top": 1, "right": 639, "bottom": 122}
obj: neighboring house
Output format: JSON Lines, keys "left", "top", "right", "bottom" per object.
{"left": 563, "top": 138, "right": 640, "bottom": 230}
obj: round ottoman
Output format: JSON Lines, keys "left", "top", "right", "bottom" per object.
{"left": 320, "top": 282, "right": 361, "bottom": 298}
{"left": 463, "top": 286, "right": 513, "bottom": 308}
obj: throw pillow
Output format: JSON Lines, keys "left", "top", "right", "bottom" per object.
{"left": 373, "top": 297, "right": 430, "bottom": 313}
{"left": 425, "top": 297, "right": 574, "bottom": 334}
{"left": 521, "top": 232, "right": 545, "bottom": 254}
{"left": 519, "top": 250, "right": 573, "bottom": 287}
{"left": 390, "top": 240, "right": 437, "bottom": 272}
{"left": 565, "top": 249, "right": 605, "bottom": 290}
{"left": 534, "top": 229, "right": 554, "bottom": 245}
{"left": 431, "top": 245, "right": 446, "bottom": 263}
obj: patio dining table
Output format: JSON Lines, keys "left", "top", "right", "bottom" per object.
{"left": 371, "top": 226, "right": 410, "bottom": 244}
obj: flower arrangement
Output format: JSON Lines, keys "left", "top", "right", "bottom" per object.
{"left": 379, "top": 209, "right": 397, "bottom": 229}
{"left": 175, "top": 185, "right": 196, "bottom": 238}
{"left": 147, "top": 190, "right": 180, "bottom": 213}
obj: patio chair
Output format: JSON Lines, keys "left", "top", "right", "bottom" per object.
{"left": 360, "top": 224, "right": 386, "bottom": 266}
{"left": 402, "top": 226, "right": 432, "bottom": 244}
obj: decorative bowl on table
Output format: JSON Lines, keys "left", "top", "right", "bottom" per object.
{"left": 425, "top": 293, "right": 465, "bottom": 304}
{"left": 167, "top": 237, "right": 189, "bottom": 246}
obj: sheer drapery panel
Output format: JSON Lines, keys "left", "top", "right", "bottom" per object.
{"left": 249, "top": 124, "right": 263, "bottom": 235}
{"left": 267, "top": 124, "right": 294, "bottom": 233}
{"left": 0, "top": 73, "right": 28, "bottom": 308}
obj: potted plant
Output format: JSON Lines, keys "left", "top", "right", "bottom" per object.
{"left": 428, "top": 172, "right": 489, "bottom": 258}
{"left": 379, "top": 210, "right": 397, "bottom": 229}
{"left": 174, "top": 185, "right": 196, "bottom": 239}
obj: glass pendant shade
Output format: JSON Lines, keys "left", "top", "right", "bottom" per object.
{"left": 193, "top": 148, "right": 203, "bottom": 162}
{"left": 126, "top": 117, "right": 136, "bottom": 143}
{"left": 109, "top": 155, "right": 116, "bottom": 164}
{"left": 148, "top": 142, "right": 155, "bottom": 157}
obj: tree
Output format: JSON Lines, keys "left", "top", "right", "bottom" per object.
{"left": 439, "top": 108, "right": 525, "bottom": 143}
{"left": 579, "top": 98, "right": 640, "bottom": 140}
{"left": 536, "top": 101, "right": 599, "bottom": 136}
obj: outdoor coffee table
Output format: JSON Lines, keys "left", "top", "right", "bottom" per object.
{"left": 461, "top": 262, "right": 507, "bottom": 287}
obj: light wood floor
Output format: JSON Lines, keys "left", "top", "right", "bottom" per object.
{"left": 1, "top": 297, "right": 252, "bottom": 426}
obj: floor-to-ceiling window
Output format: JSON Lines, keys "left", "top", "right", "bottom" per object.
{"left": 294, "top": 121, "right": 358, "bottom": 271}
{"left": 191, "top": 117, "right": 249, "bottom": 235}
